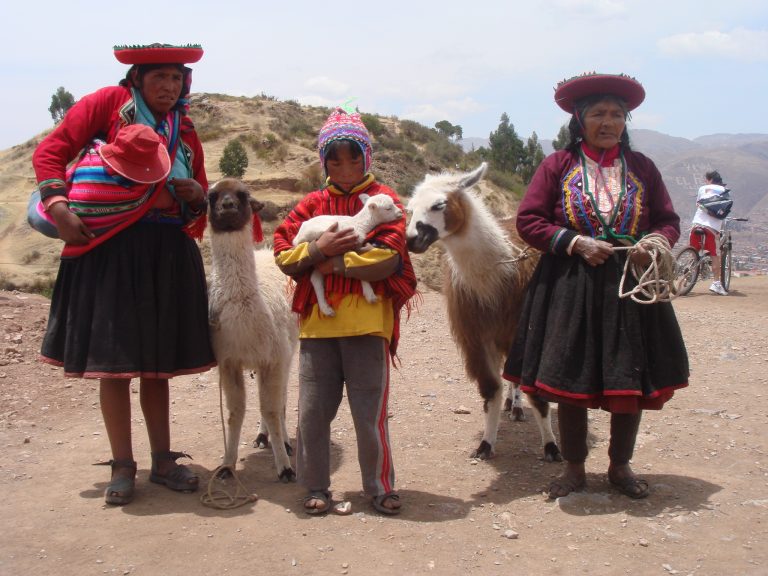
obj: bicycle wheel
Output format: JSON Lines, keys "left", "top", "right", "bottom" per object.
{"left": 721, "top": 234, "right": 733, "bottom": 291}
{"left": 675, "top": 247, "right": 700, "bottom": 296}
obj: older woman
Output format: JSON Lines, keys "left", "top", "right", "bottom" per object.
{"left": 32, "top": 43, "right": 214, "bottom": 505}
{"left": 503, "top": 73, "right": 689, "bottom": 499}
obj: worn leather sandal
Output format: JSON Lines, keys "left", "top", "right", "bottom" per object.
{"left": 303, "top": 491, "right": 331, "bottom": 515}
{"left": 149, "top": 451, "right": 199, "bottom": 492}
{"left": 610, "top": 475, "right": 650, "bottom": 499}
{"left": 98, "top": 459, "right": 137, "bottom": 506}
{"left": 372, "top": 493, "right": 401, "bottom": 515}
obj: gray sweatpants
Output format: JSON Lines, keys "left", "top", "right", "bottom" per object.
{"left": 296, "top": 335, "right": 394, "bottom": 497}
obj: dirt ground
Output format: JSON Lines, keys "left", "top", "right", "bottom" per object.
{"left": 1, "top": 276, "right": 767, "bottom": 576}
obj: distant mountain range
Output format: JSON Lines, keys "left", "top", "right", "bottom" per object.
{"left": 460, "top": 130, "right": 768, "bottom": 219}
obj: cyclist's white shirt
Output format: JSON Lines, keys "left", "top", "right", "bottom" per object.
{"left": 691, "top": 184, "right": 726, "bottom": 232}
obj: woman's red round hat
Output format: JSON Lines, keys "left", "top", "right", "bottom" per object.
{"left": 554, "top": 73, "right": 645, "bottom": 113}
{"left": 113, "top": 43, "right": 204, "bottom": 65}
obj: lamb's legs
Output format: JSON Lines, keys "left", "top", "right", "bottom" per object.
{"left": 360, "top": 280, "right": 380, "bottom": 304}
{"left": 310, "top": 270, "right": 336, "bottom": 317}
{"left": 221, "top": 362, "right": 246, "bottom": 470}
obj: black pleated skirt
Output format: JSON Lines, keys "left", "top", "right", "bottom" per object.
{"left": 503, "top": 252, "right": 689, "bottom": 413}
{"left": 41, "top": 222, "right": 216, "bottom": 379}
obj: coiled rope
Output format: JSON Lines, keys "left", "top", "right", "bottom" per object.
{"left": 199, "top": 380, "right": 258, "bottom": 509}
{"left": 616, "top": 233, "right": 679, "bottom": 304}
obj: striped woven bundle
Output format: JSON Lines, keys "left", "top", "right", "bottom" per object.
{"left": 33, "top": 141, "right": 156, "bottom": 234}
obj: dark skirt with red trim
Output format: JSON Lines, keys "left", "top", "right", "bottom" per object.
{"left": 503, "top": 251, "right": 689, "bottom": 414}
{"left": 40, "top": 222, "right": 216, "bottom": 379}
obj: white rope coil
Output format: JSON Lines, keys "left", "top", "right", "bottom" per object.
{"left": 617, "top": 233, "right": 679, "bottom": 304}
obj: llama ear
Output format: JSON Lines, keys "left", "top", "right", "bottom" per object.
{"left": 459, "top": 162, "right": 488, "bottom": 190}
{"left": 249, "top": 196, "right": 265, "bottom": 213}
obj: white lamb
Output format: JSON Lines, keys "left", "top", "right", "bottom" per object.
{"left": 292, "top": 193, "right": 403, "bottom": 317}
{"left": 207, "top": 178, "right": 299, "bottom": 482}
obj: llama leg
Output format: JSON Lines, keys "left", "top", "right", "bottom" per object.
{"left": 221, "top": 362, "right": 246, "bottom": 470}
{"left": 311, "top": 270, "right": 336, "bottom": 317}
{"left": 473, "top": 386, "right": 502, "bottom": 460}
{"left": 526, "top": 394, "right": 562, "bottom": 462}
{"left": 503, "top": 383, "right": 526, "bottom": 421}
{"left": 361, "top": 280, "right": 380, "bottom": 303}
{"left": 258, "top": 363, "right": 295, "bottom": 482}
{"left": 254, "top": 418, "right": 269, "bottom": 449}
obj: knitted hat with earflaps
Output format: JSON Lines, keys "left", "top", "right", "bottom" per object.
{"left": 317, "top": 108, "right": 373, "bottom": 173}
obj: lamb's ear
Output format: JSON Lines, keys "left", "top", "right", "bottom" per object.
{"left": 249, "top": 196, "right": 265, "bottom": 213}
{"left": 458, "top": 162, "right": 488, "bottom": 190}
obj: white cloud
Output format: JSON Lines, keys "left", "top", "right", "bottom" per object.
{"left": 658, "top": 28, "right": 768, "bottom": 61}
{"left": 304, "top": 76, "right": 349, "bottom": 96}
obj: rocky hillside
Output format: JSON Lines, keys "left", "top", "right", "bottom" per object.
{"left": 0, "top": 94, "right": 521, "bottom": 292}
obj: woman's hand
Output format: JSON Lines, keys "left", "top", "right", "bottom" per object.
{"left": 573, "top": 236, "right": 614, "bottom": 266}
{"left": 629, "top": 243, "right": 653, "bottom": 267}
{"left": 315, "top": 222, "right": 359, "bottom": 257}
{"left": 170, "top": 178, "right": 205, "bottom": 208}
{"left": 48, "top": 203, "right": 94, "bottom": 245}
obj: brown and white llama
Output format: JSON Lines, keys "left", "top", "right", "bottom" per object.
{"left": 406, "top": 163, "right": 561, "bottom": 462}
{"left": 207, "top": 178, "right": 299, "bottom": 481}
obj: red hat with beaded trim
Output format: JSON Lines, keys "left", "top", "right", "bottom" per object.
{"left": 554, "top": 72, "right": 645, "bottom": 113}
{"left": 113, "top": 43, "right": 204, "bottom": 65}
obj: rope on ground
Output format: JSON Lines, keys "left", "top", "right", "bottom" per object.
{"left": 616, "top": 233, "right": 679, "bottom": 304}
{"left": 199, "top": 379, "right": 258, "bottom": 509}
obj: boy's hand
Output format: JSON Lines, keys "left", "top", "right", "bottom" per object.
{"left": 316, "top": 223, "right": 358, "bottom": 257}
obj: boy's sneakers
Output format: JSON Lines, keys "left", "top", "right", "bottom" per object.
{"left": 709, "top": 281, "right": 728, "bottom": 295}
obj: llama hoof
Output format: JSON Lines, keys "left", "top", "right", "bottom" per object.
{"left": 278, "top": 467, "right": 296, "bottom": 483}
{"left": 254, "top": 433, "right": 268, "bottom": 449}
{"left": 470, "top": 440, "right": 495, "bottom": 460}
{"left": 284, "top": 442, "right": 294, "bottom": 457}
{"left": 503, "top": 398, "right": 513, "bottom": 412}
{"left": 215, "top": 466, "right": 235, "bottom": 479}
{"left": 510, "top": 406, "right": 526, "bottom": 422}
{"left": 543, "top": 442, "right": 563, "bottom": 463}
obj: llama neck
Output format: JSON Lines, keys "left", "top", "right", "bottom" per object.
{"left": 441, "top": 198, "right": 522, "bottom": 299}
{"left": 210, "top": 227, "right": 258, "bottom": 288}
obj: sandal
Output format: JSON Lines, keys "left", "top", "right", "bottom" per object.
{"left": 547, "top": 475, "right": 586, "bottom": 500}
{"left": 303, "top": 491, "right": 331, "bottom": 515}
{"left": 149, "top": 451, "right": 199, "bottom": 493}
{"left": 97, "top": 459, "right": 137, "bottom": 506}
{"left": 609, "top": 475, "right": 650, "bottom": 499}
{"left": 372, "top": 493, "right": 401, "bottom": 515}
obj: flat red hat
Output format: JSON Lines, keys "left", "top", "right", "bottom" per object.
{"left": 554, "top": 73, "right": 645, "bottom": 113}
{"left": 98, "top": 124, "right": 171, "bottom": 184}
{"left": 113, "top": 43, "right": 203, "bottom": 65}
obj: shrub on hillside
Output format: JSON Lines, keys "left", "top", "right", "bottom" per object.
{"left": 219, "top": 139, "right": 249, "bottom": 178}
{"left": 361, "top": 113, "right": 386, "bottom": 137}
{"left": 399, "top": 120, "right": 434, "bottom": 144}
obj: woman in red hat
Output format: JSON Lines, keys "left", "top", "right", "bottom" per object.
{"left": 32, "top": 43, "right": 214, "bottom": 505}
{"left": 502, "top": 73, "right": 689, "bottom": 499}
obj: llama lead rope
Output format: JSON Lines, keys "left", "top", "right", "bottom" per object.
{"left": 616, "top": 233, "right": 679, "bottom": 304}
{"left": 199, "top": 379, "right": 259, "bottom": 509}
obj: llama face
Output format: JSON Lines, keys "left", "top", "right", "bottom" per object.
{"left": 208, "top": 178, "right": 263, "bottom": 233}
{"left": 405, "top": 163, "right": 487, "bottom": 253}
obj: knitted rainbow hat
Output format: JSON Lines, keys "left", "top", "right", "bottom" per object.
{"left": 317, "top": 108, "right": 373, "bottom": 173}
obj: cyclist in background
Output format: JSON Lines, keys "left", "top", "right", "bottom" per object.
{"left": 690, "top": 170, "right": 729, "bottom": 295}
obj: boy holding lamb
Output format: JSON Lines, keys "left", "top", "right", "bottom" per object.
{"left": 273, "top": 108, "right": 417, "bottom": 515}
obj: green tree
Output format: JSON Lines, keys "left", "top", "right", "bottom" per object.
{"left": 219, "top": 139, "right": 249, "bottom": 178}
{"left": 552, "top": 123, "right": 570, "bottom": 151}
{"left": 48, "top": 87, "right": 75, "bottom": 123}
{"left": 434, "top": 120, "right": 464, "bottom": 141}
{"left": 488, "top": 113, "right": 524, "bottom": 174}
{"left": 520, "top": 131, "right": 546, "bottom": 184}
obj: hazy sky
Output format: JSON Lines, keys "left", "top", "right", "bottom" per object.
{"left": 2, "top": 0, "right": 766, "bottom": 150}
